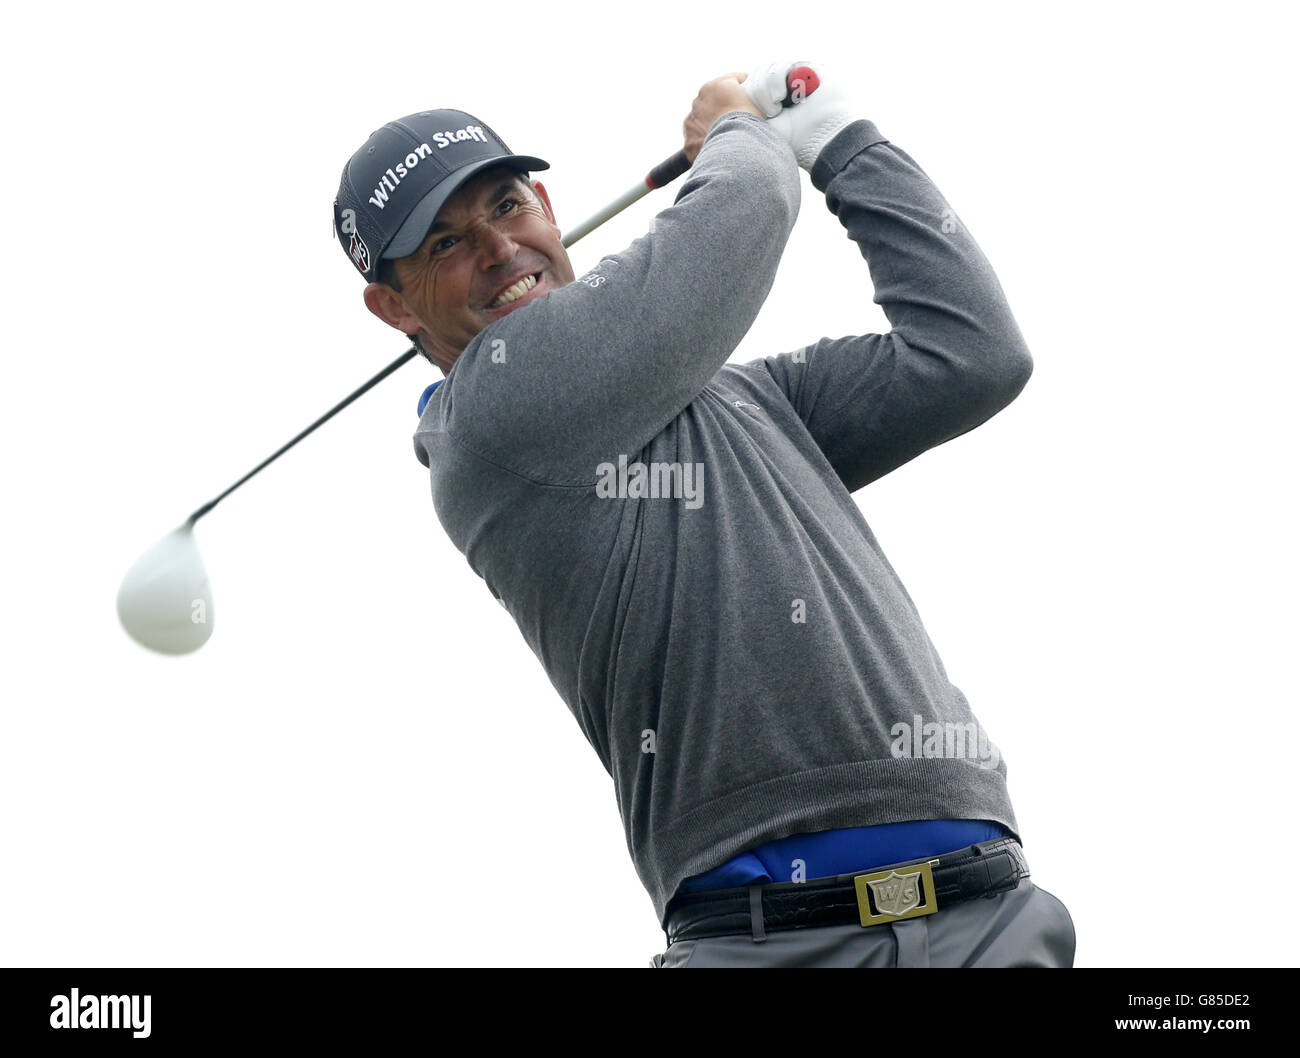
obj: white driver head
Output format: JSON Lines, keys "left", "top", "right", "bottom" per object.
{"left": 117, "top": 524, "right": 214, "bottom": 655}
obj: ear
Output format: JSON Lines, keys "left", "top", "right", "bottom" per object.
{"left": 363, "top": 281, "right": 425, "bottom": 336}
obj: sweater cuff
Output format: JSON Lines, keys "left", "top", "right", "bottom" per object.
{"left": 810, "top": 120, "right": 889, "bottom": 192}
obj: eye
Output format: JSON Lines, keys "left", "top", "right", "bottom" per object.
{"left": 495, "top": 196, "right": 520, "bottom": 216}
{"left": 430, "top": 235, "right": 459, "bottom": 255}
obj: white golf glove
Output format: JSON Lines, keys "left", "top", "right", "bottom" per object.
{"left": 743, "top": 61, "right": 856, "bottom": 170}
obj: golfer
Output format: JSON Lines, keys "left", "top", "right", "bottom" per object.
{"left": 333, "top": 64, "right": 1076, "bottom": 968}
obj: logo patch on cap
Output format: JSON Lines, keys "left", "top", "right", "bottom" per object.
{"left": 338, "top": 207, "right": 371, "bottom": 275}
{"left": 349, "top": 233, "right": 371, "bottom": 273}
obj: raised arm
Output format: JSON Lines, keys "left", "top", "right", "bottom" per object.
{"left": 758, "top": 119, "right": 1034, "bottom": 492}
{"left": 425, "top": 85, "right": 801, "bottom": 482}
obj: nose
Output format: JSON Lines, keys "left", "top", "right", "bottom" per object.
{"left": 467, "top": 218, "right": 516, "bottom": 265}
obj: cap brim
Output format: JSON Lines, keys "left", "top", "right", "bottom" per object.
{"left": 384, "top": 154, "right": 550, "bottom": 261}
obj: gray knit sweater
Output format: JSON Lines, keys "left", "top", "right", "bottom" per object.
{"left": 413, "top": 112, "right": 1033, "bottom": 924}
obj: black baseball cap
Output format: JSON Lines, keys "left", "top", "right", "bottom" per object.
{"left": 334, "top": 109, "right": 548, "bottom": 282}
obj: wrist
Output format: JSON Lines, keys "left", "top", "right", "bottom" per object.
{"left": 809, "top": 120, "right": 889, "bottom": 191}
{"left": 794, "top": 111, "right": 856, "bottom": 170}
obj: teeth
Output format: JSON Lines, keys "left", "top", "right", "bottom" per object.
{"left": 490, "top": 273, "right": 537, "bottom": 307}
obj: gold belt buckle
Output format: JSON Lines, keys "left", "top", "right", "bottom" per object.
{"left": 853, "top": 860, "right": 939, "bottom": 927}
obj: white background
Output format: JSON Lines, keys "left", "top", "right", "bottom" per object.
{"left": 2, "top": 0, "right": 1296, "bottom": 968}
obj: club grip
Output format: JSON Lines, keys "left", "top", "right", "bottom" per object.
{"left": 646, "top": 149, "right": 691, "bottom": 190}
{"left": 644, "top": 66, "right": 818, "bottom": 190}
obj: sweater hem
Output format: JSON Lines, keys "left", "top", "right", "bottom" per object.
{"left": 643, "top": 756, "right": 1020, "bottom": 926}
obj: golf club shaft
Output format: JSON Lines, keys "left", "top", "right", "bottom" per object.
{"left": 561, "top": 149, "right": 690, "bottom": 247}
{"left": 185, "top": 147, "right": 694, "bottom": 527}
{"left": 185, "top": 346, "right": 420, "bottom": 526}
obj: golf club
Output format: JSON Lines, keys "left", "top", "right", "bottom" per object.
{"left": 116, "top": 147, "right": 695, "bottom": 655}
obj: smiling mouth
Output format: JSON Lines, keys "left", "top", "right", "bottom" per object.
{"left": 488, "top": 273, "right": 540, "bottom": 309}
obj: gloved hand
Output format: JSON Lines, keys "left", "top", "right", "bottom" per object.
{"left": 743, "top": 61, "right": 856, "bottom": 171}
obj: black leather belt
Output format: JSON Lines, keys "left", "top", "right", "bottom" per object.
{"left": 664, "top": 837, "right": 1030, "bottom": 944}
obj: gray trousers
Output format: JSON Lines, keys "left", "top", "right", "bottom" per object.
{"left": 652, "top": 879, "right": 1075, "bottom": 968}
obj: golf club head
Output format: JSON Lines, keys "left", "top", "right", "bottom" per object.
{"left": 117, "top": 525, "right": 214, "bottom": 655}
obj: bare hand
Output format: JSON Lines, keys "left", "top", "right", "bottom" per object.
{"left": 682, "top": 73, "right": 764, "bottom": 163}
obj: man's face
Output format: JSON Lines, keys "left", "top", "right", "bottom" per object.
{"left": 367, "top": 165, "right": 575, "bottom": 372}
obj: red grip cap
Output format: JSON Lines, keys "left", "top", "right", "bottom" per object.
{"left": 787, "top": 65, "right": 820, "bottom": 100}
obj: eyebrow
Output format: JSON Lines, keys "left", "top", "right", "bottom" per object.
{"left": 425, "top": 180, "right": 525, "bottom": 239}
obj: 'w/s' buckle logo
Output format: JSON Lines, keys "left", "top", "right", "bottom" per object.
{"left": 853, "top": 862, "right": 938, "bottom": 927}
